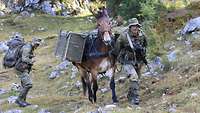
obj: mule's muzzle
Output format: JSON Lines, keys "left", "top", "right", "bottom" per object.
{"left": 103, "top": 31, "right": 112, "bottom": 45}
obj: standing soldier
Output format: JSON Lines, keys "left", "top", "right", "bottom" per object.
{"left": 113, "top": 18, "right": 148, "bottom": 105}
{"left": 15, "top": 38, "right": 41, "bottom": 107}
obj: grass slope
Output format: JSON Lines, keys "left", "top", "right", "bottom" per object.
{"left": 0, "top": 12, "right": 200, "bottom": 113}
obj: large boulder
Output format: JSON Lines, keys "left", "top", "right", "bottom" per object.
{"left": 41, "top": 1, "right": 56, "bottom": 16}
{"left": 181, "top": 17, "right": 200, "bottom": 35}
{"left": 0, "top": 11, "right": 5, "bottom": 16}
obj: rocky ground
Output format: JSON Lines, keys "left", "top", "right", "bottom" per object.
{"left": 1, "top": 6, "right": 200, "bottom": 113}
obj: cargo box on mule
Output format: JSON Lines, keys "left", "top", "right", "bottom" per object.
{"left": 55, "top": 30, "right": 88, "bottom": 63}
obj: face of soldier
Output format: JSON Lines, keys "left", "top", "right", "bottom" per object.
{"left": 130, "top": 25, "right": 139, "bottom": 37}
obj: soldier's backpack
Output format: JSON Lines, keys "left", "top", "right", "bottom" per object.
{"left": 3, "top": 38, "right": 25, "bottom": 68}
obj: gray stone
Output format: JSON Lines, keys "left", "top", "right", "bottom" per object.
{"left": 168, "top": 107, "right": 176, "bottom": 113}
{"left": 191, "top": 92, "right": 198, "bottom": 97}
{"left": 7, "top": 96, "right": 18, "bottom": 104}
{"left": 75, "top": 81, "right": 82, "bottom": 89}
{"left": 25, "top": 0, "right": 40, "bottom": 7}
{"left": 116, "top": 77, "right": 127, "bottom": 83}
{"left": 5, "top": 109, "right": 23, "bottom": 113}
{"left": 168, "top": 104, "right": 177, "bottom": 113}
{"left": 167, "top": 50, "right": 176, "bottom": 62}
{"left": 0, "top": 11, "right": 5, "bottom": 16}
{"left": 28, "top": 105, "right": 39, "bottom": 110}
{"left": 191, "top": 31, "right": 200, "bottom": 39}
{"left": 38, "top": 27, "right": 46, "bottom": 31}
{"left": 97, "top": 107, "right": 107, "bottom": 113}
{"left": 100, "top": 88, "right": 109, "bottom": 93}
{"left": 61, "top": 11, "right": 70, "bottom": 17}
{"left": 30, "top": 13, "right": 35, "bottom": 17}
{"left": 0, "top": 88, "right": 7, "bottom": 95}
{"left": 49, "top": 70, "right": 60, "bottom": 79}
{"left": 20, "top": 11, "right": 30, "bottom": 17}
{"left": 0, "top": 41, "right": 9, "bottom": 53}
{"left": 181, "top": 17, "right": 200, "bottom": 35}
{"left": 41, "top": 1, "right": 56, "bottom": 16}
{"left": 38, "top": 109, "right": 51, "bottom": 113}
{"left": 55, "top": 60, "right": 70, "bottom": 70}
{"left": 59, "top": 111, "right": 65, "bottom": 113}
{"left": 11, "top": 83, "right": 21, "bottom": 92}
{"left": 104, "top": 104, "right": 116, "bottom": 110}
{"left": 144, "top": 56, "right": 164, "bottom": 76}
{"left": 71, "top": 66, "right": 78, "bottom": 79}
{"left": 49, "top": 61, "right": 71, "bottom": 79}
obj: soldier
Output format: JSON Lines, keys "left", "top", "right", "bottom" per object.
{"left": 15, "top": 38, "right": 42, "bottom": 107}
{"left": 113, "top": 18, "right": 148, "bottom": 105}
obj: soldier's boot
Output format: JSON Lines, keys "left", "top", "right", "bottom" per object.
{"left": 15, "top": 99, "right": 27, "bottom": 107}
{"left": 16, "top": 86, "right": 32, "bottom": 107}
{"left": 22, "top": 86, "right": 32, "bottom": 106}
{"left": 127, "top": 81, "right": 140, "bottom": 105}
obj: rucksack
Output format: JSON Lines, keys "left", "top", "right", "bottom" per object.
{"left": 3, "top": 39, "right": 25, "bottom": 68}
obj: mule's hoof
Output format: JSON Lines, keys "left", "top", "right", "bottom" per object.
{"left": 88, "top": 97, "right": 94, "bottom": 103}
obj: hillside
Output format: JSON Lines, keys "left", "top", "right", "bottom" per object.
{"left": 1, "top": 1, "right": 200, "bottom": 113}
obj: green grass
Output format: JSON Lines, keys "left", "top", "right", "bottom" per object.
{"left": 0, "top": 13, "right": 96, "bottom": 113}
{"left": 0, "top": 14, "right": 95, "bottom": 41}
{"left": 1, "top": 11, "right": 200, "bottom": 113}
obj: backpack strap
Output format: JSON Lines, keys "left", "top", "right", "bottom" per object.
{"left": 126, "top": 32, "right": 135, "bottom": 50}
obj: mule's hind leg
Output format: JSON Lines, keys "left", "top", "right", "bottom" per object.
{"left": 84, "top": 73, "right": 93, "bottom": 103}
{"left": 91, "top": 71, "right": 98, "bottom": 103}
{"left": 79, "top": 69, "right": 93, "bottom": 103}
{"left": 80, "top": 70, "right": 87, "bottom": 96}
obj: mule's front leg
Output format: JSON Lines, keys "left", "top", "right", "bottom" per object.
{"left": 92, "top": 78, "right": 98, "bottom": 103}
{"left": 81, "top": 76, "right": 87, "bottom": 96}
{"left": 87, "top": 82, "right": 94, "bottom": 103}
{"left": 78, "top": 67, "right": 88, "bottom": 97}
{"left": 82, "top": 71, "right": 93, "bottom": 103}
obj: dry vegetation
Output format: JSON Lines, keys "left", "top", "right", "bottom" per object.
{"left": 1, "top": 1, "right": 200, "bottom": 113}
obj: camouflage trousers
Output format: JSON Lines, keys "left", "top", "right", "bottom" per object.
{"left": 15, "top": 69, "right": 32, "bottom": 88}
{"left": 123, "top": 64, "right": 139, "bottom": 82}
{"left": 15, "top": 69, "right": 32, "bottom": 102}
{"left": 123, "top": 64, "right": 140, "bottom": 105}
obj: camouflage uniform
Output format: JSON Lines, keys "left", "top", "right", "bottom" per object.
{"left": 15, "top": 38, "right": 41, "bottom": 107}
{"left": 114, "top": 18, "right": 147, "bottom": 105}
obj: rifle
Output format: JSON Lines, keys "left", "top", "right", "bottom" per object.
{"left": 132, "top": 43, "right": 151, "bottom": 72}
{"left": 126, "top": 33, "right": 151, "bottom": 72}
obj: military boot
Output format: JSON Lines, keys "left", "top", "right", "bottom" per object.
{"left": 15, "top": 99, "right": 27, "bottom": 107}
{"left": 16, "top": 87, "right": 31, "bottom": 107}
{"left": 22, "top": 87, "right": 31, "bottom": 106}
{"left": 127, "top": 81, "right": 140, "bottom": 105}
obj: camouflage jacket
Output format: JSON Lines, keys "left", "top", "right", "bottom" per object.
{"left": 114, "top": 29, "right": 147, "bottom": 64}
{"left": 20, "top": 43, "right": 34, "bottom": 65}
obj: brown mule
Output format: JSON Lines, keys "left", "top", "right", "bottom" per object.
{"left": 73, "top": 12, "right": 118, "bottom": 103}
